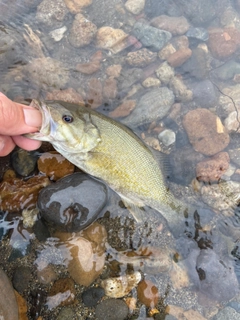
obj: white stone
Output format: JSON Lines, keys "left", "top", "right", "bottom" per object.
{"left": 49, "top": 26, "right": 67, "bottom": 41}
{"left": 125, "top": 0, "right": 145, "bottom": 15}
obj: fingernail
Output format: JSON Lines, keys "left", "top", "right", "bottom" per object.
{"left": 23, "top": 108, "right": 42, "bottom": 128}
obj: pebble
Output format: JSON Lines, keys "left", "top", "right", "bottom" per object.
{"left": 95, "top": 299, "right": 128, "bottom": 320}
{"left": 56, "top": 222, "right": 107, "bottom": 286}
{"left": 49, "top": 26, "right": 67, "bottom": 42}
{"left": 106, "top": 64, "right": 122, "bottom": 78}
{"left": 36, "top": 0, "right": 68, "bottom": 28}
{"left": 126, "top": 48, "right": 157, "bottom": 67}
{"left": 158, "top": 43, "right": 176, "bottom": 60}
{"left": 196, "top": 152, "right": 230, "bottom": 182}
{"left": 144, "top": 0, "right": 180, "bottom": 19}
{"left": 211, "top": 306, "right": 240, "bottom": 320}
{"left": 46, "top": 278, "right": 76, "bottom": 309}
{"left": 33, "top": 219, "right": 51, "bottom": 242}
{"left": 15, "top": 291, "right": 28, "bottom": 320}
{"left": 182, "top": 108, "right": 230, "bottom": 156}
{"left": 151, "top": 15, "right": 190, "bottom": 36}
{"left": 103, "top": 78, "right": 118, "bottom": 100}
{"left": 122, "top": 87, "right": 174, "bottom": 127}
{"left": 181, "top": 0, "right": 216, "bottom": 26}
{"left": 186, "top": 27, "right": 209, "bottom": 41}
{"left": 132, "top": 22, "right": 172, "bottom": 52}
{"left": 46, "top": 88, "right": 84, "bottom": 104}
{"left": 64, "top": 0, "right": 93, "bottom": 13}
{"left": 109, "top": 100, "right": 136, "bottom": 118}
{"left": 155, "top": 61, "right": 174, "bottom": 85}
{"left": 167, "top": 48, "right": 192, "bottom": 68}
{"left": 212, "top": 60, "right": 240, "bottom": 81}
{"left": 169, "top": 76, "right": 192, "bottom": 102}
{"left": 56, "top": 307, "right": 75, "bottom": 320}
{"left": 125, "top": 0, "right": 145, "bottom": 15}
{"left": 101, "top": 271, "right": 141, "bottom": 298}
{"left": 38, "top": 173, "right": 108, "bottom": 231}
{"left": 219, "top": 84, "right": 240, "bottom": 115}
{"left": 68, "top": 13, "right": 97, "bottom": 48}
{"left": 87, "top": 77, "right": 103, "bottom": 108}
{"left": 37, "top": 151, "right": 75, "bottom": 180}
{"left": 142, "top": 76, "right": 161, "bottom": 88}
{"left": 0, "top": 268, "right": 19, "bottom": 320}
{"left": 12, "top": 266, "right": 32, "bottom": 293}
{"left": 0, "top": 175, "right": 50, "bottom": 212}
{"left": 37, "top": 265, "right": 57, "bottom": 285}
{"left": 190, "top": 79, "right": 218, "bottom": 108}
{"left": 11, "top": 148, "right": 38, "bottom": 177}
{"left": 169, "top": 262, "right": 190, "bottom": 290}
{"left": 158, "top": 129, "right": 176, "bottom": 146}
{"left": 118, "top": 67, "right": 144, "bottom": 91}
{"left": 208, "top": 27, "right": 240, "bottom": 60}
{"left": 76, "top": 51, "right": 102, "bottom": 75}
{"left": 137, "top": 279, "right": 159, "bottom": 308}
{"left": 96, "top": 27, "right": 128, "bottom": 53}
{"left": 82, "top": 287, "right": 105, "bottom": 307}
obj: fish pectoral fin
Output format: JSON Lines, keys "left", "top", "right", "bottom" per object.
{"left": 121, "top": 197, "right": 146, "bottom": 223}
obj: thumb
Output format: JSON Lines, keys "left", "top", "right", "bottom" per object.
{"left": 0, "top": 93, "right": 42, "bottom": 135}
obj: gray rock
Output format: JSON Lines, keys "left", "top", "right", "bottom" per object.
{"left": 132, "top": 22, "right": 172, "bottom": 51}
{"left": 36, "top": 0, "right": 68, "bottom": 28}
{"left": 158, "top": 129, "right": 176, "bottom": 146}
{"left": 56, "top": 307, "right": 75, "bottom": 320}
{"left": 82, "top": 287, "right": 105, "bottom": 307}
{"left": 38, "top": 173, "right": 108, "bottom": 231}
{"left": 95, "top": 299, "right": 128, "bottom": 320}
{"left": 211, "top": 306, "right": 240, "bottom": 320}
{"left": 212, "top": 60, "right": 240, "bottom": 81}
{"left": 122, "top": 87, "right": 174, "bottom": 127}
{"left": 12, "top": 266, "right": 32, "bottom": 293}
{"left": 190, "top": 80, "right": 218, "bottom": 108}
{"left": 186, "top": 27, "right": 209, "bottom": 41}
{"left": 118, "top": 68, "right": 144, "bottom": 91}
{"left": 0, "top": 268, "right": 18, "bottom": 320}
{"left": 11, "top": 148, "right": 38, "bottom": 177}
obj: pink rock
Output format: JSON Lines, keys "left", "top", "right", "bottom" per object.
{"left": 151, "top": 15, "right": 190, "bottom": 36}
{"left": 46, "top": 88, "right": 84, "bottom": 104}
{"left": 167, "top": 48, "right": 192, "bottom": 67}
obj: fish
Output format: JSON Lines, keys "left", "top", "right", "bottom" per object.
{"left": 26, "top": 99, "right": 194, "bottom": 236}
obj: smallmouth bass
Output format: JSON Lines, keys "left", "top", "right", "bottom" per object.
{"left": 26, "top": 100, "right": 192, "bottom": 236}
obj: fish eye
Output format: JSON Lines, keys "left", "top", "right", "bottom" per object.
{"left": 62, "top": 115, "right": 74, "bottom": 123}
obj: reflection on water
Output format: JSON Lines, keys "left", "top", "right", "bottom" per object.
{"left": 1, "top": 0, "right": 240, "bottom": 318}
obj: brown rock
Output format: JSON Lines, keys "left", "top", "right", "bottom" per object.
{"left": 38, "top": 151, "right": 75, "bottom": 180}
{"left": 68, "top": 13, "right": 97, "bottom": 48}
{"left": 96, "top": 27, "right": 128, "bottom": 53}
{"left": 137, "top": 280, "right": 159, "bottom": 308}
{"left": 64, "top": 0, "right": 92, "bottom": 13}
{"left": 172, "top": 35, "right": 189, "bottom": 50}
{"left": 0, "top": 175, "right": 50, "bottom": 212}
{"left": 87, "top": 78, "right": 103, "bottom": 108}
{"left": 166, "top": 305, "right": 206, "bottom": 320}
{"left": 47, "top": 278, "right": 76, "bottom": 309}
{"left": 126, "top": 48, "right": 157, "bottom": 67}
{"left": 182, "top": 108, "right": 230, "bottom": 156}
{"left": 15, "top": 291, "right": 28, "bottom": 320}
{"left": 37, "top": 265, "right": 57, "bottom": 285}
{"left": 106, "top": 64, "right": 122, "bottom": 78}
{"left": 103, "top": 78, "right": 118, "bottom": 100}
{"left": 208, "top": 27, "right": 240, "bottom": 60}
{"left": 151, "top": 15, "right": 190, "bottom": 35}
{"left": 167, "top": 48, "right": 192, "bottom": 67}
{"left": 76, "top": 50, "right": 102, "bottom": 75}
{"left": 0, "top": 268, "right": 18, "bottom": 320}
{"left": 46, "top": 88, "right": 84, "bottom": 104}
{"left": 196, "top": 152, "right": 230, "bottom": 182}
{"left": 109, "top": 100, "right": 136, "bottom": 118}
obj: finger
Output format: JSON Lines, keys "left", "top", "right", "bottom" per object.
{"left": 0, "top": 135, "right": 15, "bottom": 156}
{"left": 0, "top": 93, "right": 42, "bottom": 135}
{"left": 12, "top": 135, "right": 42, "bottom": 151}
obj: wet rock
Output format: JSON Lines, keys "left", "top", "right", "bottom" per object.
{"left": 196, "top": 249, "right": 239, "bottom": 301}
{"left": 12, "top": 266, "right": 32, "bottom": 293}
{"left": 208, "top": 28, "right": 240, "bottom": 60}
{"left": 142, "top": 77, "right": 161, "bottom": 88}
{"left": 155, "top": 61, "right": 174, "bottom": 85}
{"left": 25, "top": 57, "right": 69, "bottom": 90}
{"left": 166, "top": 305, "right": 206, "bottom": 320}
{"left": 151, "top": 15, "right": 190, "bottom": 36}
{"left": 190, "top": 80, "right": 218, "bottom": 108}
{"left": 38, "top": 173, "right": 108, "bottom": 231}
{"left": 33, "top": 219, "right": 51, "bottom": 242}
{"left": 196, "top": 152, "right": 230, "bottom": 182}
{"left": 169, "top": 76, "right": 192, "bottom": 102}
{"left": 126, "top": 48, "right": 157, "bottom": 67}
{"left": 76, "top": 51, "right": 102, "bottom": 75}
{"left": 212, "top": 60, "right": 240, "bottom": 81}
{"left": 56, "top": 307, "right": 75, "bottom": 320}
{"left": 68, "top": 13, "right": 97, "bottom": 48}
{"left": 46, "top": 88, "right": 84, "bottom": 104}
{"left": 186, "top": 27, "right": 209, "bottom": 42}
{"left": 122, "top": 87, "right": 174, "bottom": 127}
{"left": 87, "top": 77, "right": 103, "bottom": 108}
{"left": 169, "top": 261, "right": 190, "bottom": 289}
{"left": 118, "top": 67, "right": 144, "bottom": 91}
{"left": 0, "top": 268, "right": 18, "bottom": 320}
{"left": 64, "top": 0, "right": 92, "bottom": 13}
{"left": 158, "top": 129, "right": 176, "bottom": 146}
{"left": 15, "top": 291, "right": 28, "bottom": 320}
{"left": 106, "top": 64, "right": 122, "bottom": 78}
{"left": 36, "top": 0, "right": 68, "bottom": 28}
{"left": 49, "top": 26, "right": 67, "bottom": 42}
{"left": 158, "top": 43, "right": 176, "bottom": 60}
{"left": 0, "top": 175, "right": 50, "bottom": 212}
{"left": 37, "top": 265, "right": 57, "bottom": 285}
{"left": 37, "top": 151, "right": 75, "bottom": 180}
{"left": 219, "top": 84, "right": 240, "bottom": 115}
{"left": 96, "top": 27, "right": 128, "bottom": 53}
{"left": 101, "top": 271, "right": 141, "bottom": 298}
{"left": 56, "top": 222, "right": 107, "bottom": 286}
{"left": 229, "top": 148, "right": 240, "bottom": 167}
{"left": 211, "top": 307, "right": 240, "bottom": 320}
{"left": 144, "top": 0, "right": 180, "bottom": 19}
{"left": 46, "top": 278, "right": 76, "bottom": 309}
{"left": 125, "top": 0, "right": 145, "bottom": 15}
{"left": 103, "top": 78, "right": 118, "bottom": 100}
{"left": 82, "top": 287, "right": 105, "bottom": 307}
{"left": 109, "top": 100, "right": 136, "bottom": 118}
{"left": 167, "top": 48, "right": 192, "bottom": 68}
{"left": 11, "top": 149, "right": 38, "bottom": 177}
{"left": 132, "top": 22, "right": 172, "bottom": 52}
{"left": 137, "top": 279, "right": 159, "bottom": 308}
{"left": 182, "top": 108, "right": 230, "bottom": 156}
{"left": 95, "top": 298, "right": 128, "bottom": 320}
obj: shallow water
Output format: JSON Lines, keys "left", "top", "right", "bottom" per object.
{"left": 1, "top": 0, "right": 240, "bottom": 319}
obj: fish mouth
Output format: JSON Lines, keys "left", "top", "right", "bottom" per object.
{"left": 25, "top": 99, "right": 53, "bottom": 141}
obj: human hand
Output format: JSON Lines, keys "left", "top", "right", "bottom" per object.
{"left": 0, "top": 93, "right": 42, "bottom": 156}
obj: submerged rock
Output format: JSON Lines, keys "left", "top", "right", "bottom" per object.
{"left": 95, "top": 299, "right": 128, "bottom": 320}
{"left": 38, "top": 173, "right": 108, "bottom": 231}
{"left": 11, "top": 148, "right": 38, "bottom": 177}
